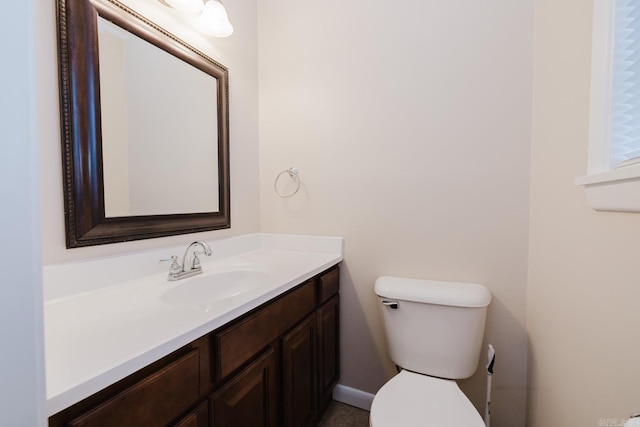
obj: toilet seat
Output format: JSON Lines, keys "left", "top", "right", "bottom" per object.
{"left": 369, "top": 370, "right": 485, "bottom": 427}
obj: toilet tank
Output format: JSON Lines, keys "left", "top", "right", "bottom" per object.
{"left": 375, "top": 277, "right": 491, "bottom": 379}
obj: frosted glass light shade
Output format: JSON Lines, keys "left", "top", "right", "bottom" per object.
{"left": 163, "top": 0, "right": 204, "bottom": 14}
{"left": 198, "top": 0, "right": 233, "bottom": 37}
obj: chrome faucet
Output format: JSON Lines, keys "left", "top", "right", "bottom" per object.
{"left": 161, "top": 241, "right": 212, "bottom": 281}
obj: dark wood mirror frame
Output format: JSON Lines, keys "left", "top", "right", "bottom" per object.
{"left": 56, "top": 0, "right": 230, "bottom": 248}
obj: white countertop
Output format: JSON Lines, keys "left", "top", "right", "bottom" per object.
{"left": 44, "top": 233, "right": 343, "bottom": 416}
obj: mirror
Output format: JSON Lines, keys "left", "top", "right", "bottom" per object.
{"left": 98, "top": 17, "right": 221, "bottom": 217}
{"left": 56, "top": 0, "right": 230, "bottom": 248}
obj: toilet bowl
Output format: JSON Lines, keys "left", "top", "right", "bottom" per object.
{"left": 372, "top": 276, "right": 491, "bottom": 427}
{"left": 369, "top": 370, "right": 484, "bottom": 426}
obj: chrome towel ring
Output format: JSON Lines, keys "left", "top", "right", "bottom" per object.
{"left": 274, "top": 167, "right": 300, "bottom": 198}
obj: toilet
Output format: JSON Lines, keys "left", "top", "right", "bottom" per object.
{"left": 370, "top": 276, "right": 492, "bottom": 427}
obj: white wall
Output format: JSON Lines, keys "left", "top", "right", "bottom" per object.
{"left": 0, "top": 0, "right": 46, "bottom": 424}
{"left": 528, "top": 0, "right": 640, "bottom": 424}
{"left": 258, "top": 1, "right": 534, "bottom": 425}
{"left": 38, "top": 0, "right": 261, "bottom": 265}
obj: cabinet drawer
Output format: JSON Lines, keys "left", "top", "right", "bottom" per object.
{"left": 68, "top": 349, "right": 201, "bottom": 427}
{"left": 216, "top": 280, "right": 315, "bottom": 380}
{"left": 317, "top": 267, "right": 339, "bottom": 305}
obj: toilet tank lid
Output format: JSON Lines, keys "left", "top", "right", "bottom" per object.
{"left": 374, "top": 276, "right": 491, "bottom": 308}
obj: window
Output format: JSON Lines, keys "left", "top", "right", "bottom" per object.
{"left": 576, "top": 0, "right": 640, "bottom": 212}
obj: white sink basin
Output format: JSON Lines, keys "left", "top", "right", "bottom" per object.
{"left": 161, "top": 270, "right": 269, "bottom": 309}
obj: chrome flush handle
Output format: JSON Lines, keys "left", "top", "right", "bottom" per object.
{"left": 382, "top": 300, "right": 399, "bottom": 309}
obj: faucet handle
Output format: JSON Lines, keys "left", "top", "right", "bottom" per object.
{"left": 191, "top": 251, "right": 203, "bottom": 270}
{"left": 160, "top": 255, "right": 182, "bottom": 278}
{"left": 159, "top": 254, "right": 179, "bottom": 264}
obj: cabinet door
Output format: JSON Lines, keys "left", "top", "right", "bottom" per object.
{"left": 316, "top": 294, "right": 340, "bottom": 415}
{"left": 282, "top": 313, "right": 316, "bottom": 427}
{"left": 210, "top": 348, "right": 279, "bottom": 427}
{"left": 173, "top": 401, "right": 208, "bottom": 427}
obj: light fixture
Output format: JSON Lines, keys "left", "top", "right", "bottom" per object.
{"left": 160, "top": 0, "right": 233, "bottom": 38}
{"left": 198, "top": 0, "right": 234, "bottom": 37}
{"left": 163, "top": 0, "right": 204, "bottom": 14}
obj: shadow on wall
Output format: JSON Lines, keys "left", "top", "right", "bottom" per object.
{"left": 458, "top": 294, "right": 528, "bottom": 426}
{"left": 337, "top": 262, "right": 395, "bottom": 393}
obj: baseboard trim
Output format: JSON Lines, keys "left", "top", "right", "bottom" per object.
{"left": 332, "top": 384, "right": 375, "bottom": 411}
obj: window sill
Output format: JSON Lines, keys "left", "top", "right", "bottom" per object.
{"left": 575, "top": 164, "right": 640, "bottom": 212}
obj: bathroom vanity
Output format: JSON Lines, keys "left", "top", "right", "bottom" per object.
{"left": 52, "top": 1, "right": 342, "bottom": 423}
{"left": 45, "top": 234, "right": 343, "bottom": 427}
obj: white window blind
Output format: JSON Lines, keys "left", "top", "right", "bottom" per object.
{"left": 611, "top": 0, "right": 640, "bottom": 168}
{"left": 575, "top": 0, "right": 640, "bottom": 212}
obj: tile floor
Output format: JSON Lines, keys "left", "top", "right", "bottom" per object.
{"left": 318, "top": 401, "right": 370, "bottom": 427}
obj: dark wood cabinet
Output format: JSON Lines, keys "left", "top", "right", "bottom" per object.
{"left": 50, "top": 335, "right": 213, "bottom": 427}
{"left": 215, "top": 281, "right": 316, "bottom": 381}
{"left": 174, "top": 401, "right": 209, "bottom": 427}
{"left": 210, "top": 348, "right": 279, "bottom": 427}
{"left": 282, "top": 313, "right": 317, "bottom": 427}
{"left": 317, "top": 294, "right": 340, "bottom": 415}
{"left": 49, "top": 265, "right": 340, "bottom": 427}
{"left": 66, "top": 350, "right": 201, "bottom": 427}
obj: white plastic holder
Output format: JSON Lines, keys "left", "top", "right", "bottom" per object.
{"left": 485, "top": 344, "right": 495, "bottom": 427}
